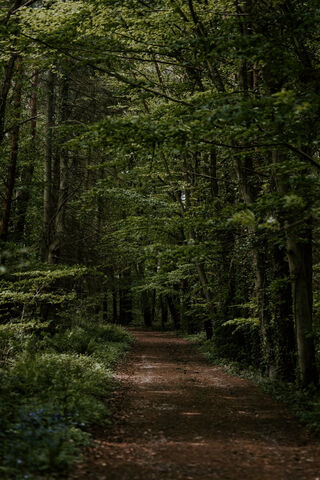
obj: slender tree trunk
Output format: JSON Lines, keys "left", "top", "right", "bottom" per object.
{"left": 102, "top": 294, "right": 108, "bottom": 322}
{"left": 0, "top": 57, "right": 22, "bottom": 241}
{"left": 160, "top": 295, "right": 168, "bottom": 330}
{"left": 112, "top": 271, "right": 118, "bottom": 323}
{"left": 119, "top": 271, "right": 133, "bottom": 325}
{"left": 236, "top": 152, "right": 275, "bottom": 374}
{"left": 183, "top": 153, "right": 215, "bottom": 336}
{"left": 42, "top": 71, "right": 55, "bottom": 261}
{"left": 0, "top": 54, "right": 17, "bottom": 145}
{"left": 271, "top": 242, "right": 295, "bottom": 380}
{"left": 141, "top": 290, "right": 155, "bottom": 328}
{"left": 15, "top": 69, "right": 39, "bottom": 236}
{"left": 274, "top": 151, "right": 318, "bottom": 385}
{"left": 167, "top": 295, "right": 180, "bottom": 329}
{"left": 48, "top": 77, "right": 69, "bottom": 263}
{"left": 235, "top": 40, "right": 276, "bottom": 374}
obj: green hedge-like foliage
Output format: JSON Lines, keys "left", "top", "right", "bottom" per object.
{"left": 0, "top": 322, "right": 133, "bottom": 479}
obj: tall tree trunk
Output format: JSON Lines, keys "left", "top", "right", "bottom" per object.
{"left": 167, "top": 295, "right": 181, "bottom": 330}
{"left": 15, "top": 69, "right": 39, "bottom": 236}
{"left": 102, "top": 293, "right": 108, "bottom": 322}
{"left": 42, "top": 71, "right": 55, "bottom": 261}
{"left": 141, "top": 290, "right": 155, "bottom": 328}
{"left": 48, "top": 77, "right": 69, "bottom": 263}
{"left": 183, "top": 153, "right": 215, "bottom": 336}
{"left": 236, "top": 37, "right": 276, "bottom": 374}
{"left": 0, "top": 57, "right": 22, "bottom": 241}
{"left": 287, "top": 220, "right": 317, "bottom": 385}
{"left": 274, "top": 151, "right": 318, "bottom": 385}
{"left": 0, "top": 54, "right": 17, "bottom": 145}
{"left": 271, "top": 242, "right": 295, "bottom": 380}
{"left": 160, "top": 295, "right": 168, "bottom": 330}
{"left": 112, "top": 270, "right": 118, "bottom": 323}
{"left": 119, "top": 271, "right": 133, "bottom": 325}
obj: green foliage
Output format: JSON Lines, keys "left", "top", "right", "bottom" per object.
{"left": 0, "top": 407, "right": 90, "bottom": 478}
{"left": 3, "top": 352, "right": 111, "bottom": 422}
{"left": 261, "top": 382, "right": 320, "bottom": 437}
{"left": 0, "top": 322, "right": 133, "bottom": 478}
{"left": 230, "top": 210, "right": 256, "bottom": 228}
{"left": 46, "top": 324, "right": 133, "bottom": 364}
{"left": 222, "top": 317, "right": 259, "bottom": 335}
{"left": 0, "top": 322, "right": 51, "bottom": 366}
{"left": 187, "top": 334, "right": 320, "bottom": 437}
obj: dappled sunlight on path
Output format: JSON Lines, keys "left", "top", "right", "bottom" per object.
{"left": 70, "top": 330, "right": 320, "bottom": 480}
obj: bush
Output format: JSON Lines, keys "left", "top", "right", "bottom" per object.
{"left": 87, "top": 323, "right": 133, "bottom": 345}
{"left": 0, "top": 322, "right": 133, "bottom": 478}
{"left": 2, "top": 352, "right": 112, "bottom": 422}
{"left": 0, "top": 323, "right": 51, "bottom": 367}
{"left": 47, "top": 323, "right": 133, "bottom": 356}
{"left": 0, "top": 406, "right": 90, "bottom": 478}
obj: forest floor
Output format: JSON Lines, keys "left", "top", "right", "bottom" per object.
{"left": 70, "top": 330, "right": 320, "bottom": 480}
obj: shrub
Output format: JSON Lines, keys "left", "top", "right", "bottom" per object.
{"left": 0, "top": 323, "right": 133, "bottom": 478}
{"left": 2, "top": 352, "right": 112, "bottom": 423}
{"left": 0, "top": 405, "right": 90, "bottom": 478}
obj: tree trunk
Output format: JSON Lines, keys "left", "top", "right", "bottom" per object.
{"left": 42, "top": 71, "right": 55, "bottom": 261}
{"left": 167, "top": 295, "right": 180, "bottom": 329}
{"left": 102, "top": 294, "right": 108, "bottom": 322}
{"left": 15, "top": 69, "right": 39, "bottom": 236}
{"left": 271, "top": 242, "right": 296, "bottom": 380}
{"left": 0, "top": 57, "right": 22, "bottom": 241}
{"left": 112, "top": 272, "right": 118, "bottom": 323}
{"left": 0, "top": 54, "right": 17, "bottom": 145}
{"left": 160, "top": 295, "right": 168, "bottom": 330}
{"left": 141, "top": 290, "right": 155, "bottom": 328}
{"left": 48, "top": 77, "right": 69, "bottom": 264}
{"left": 119, "top": 271, "right": 133, "bottom": 325}
{"left": 274, "top": 151, "right": 318, "bottom": 385}
{"left": 287, "top": 222, "right": 318, "bottom": 385}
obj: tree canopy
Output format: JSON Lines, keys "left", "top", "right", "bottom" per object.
{"left": 1, "top": 0, "right": 320, "bottom": 386}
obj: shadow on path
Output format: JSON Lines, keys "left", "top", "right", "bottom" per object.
{"left": 70, "top": 330, "right": 320, "bottom": 480}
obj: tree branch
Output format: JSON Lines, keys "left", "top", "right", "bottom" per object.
{"left": 21, "top": 32, "right": 191, "bottom": 106}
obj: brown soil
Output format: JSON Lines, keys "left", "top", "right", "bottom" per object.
{"left": 70, "top": 330, "right": 320, "bottom": 480}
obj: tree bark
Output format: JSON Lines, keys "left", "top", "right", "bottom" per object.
{"left": 141, "top": 290, "right": 155, "bottom": 328}
{"left": 167, "top": 295, "right": 181, "bottom": 329}
{"left": 271, "top": 242, "right": 295, "bottom": 380}
{"left": 274, "top": 151, "right": 318, "bottom": 385}
{"left": 287, "top": 221, "right": 318, "bottom": 385}
{"left": 42, "top": 70, "right": 55, "bottom": 261}
{"left": 0, "top": 57, "right": 22, "bottom": 241}
{"left": 160, "top": 295, "right": 168, "bottom": 330}
{"left": 15, "top": 69, "right": 39, "bottom": 236}
{"left": 48, "top": 77, "right": 69, "bottom": 263}
{"left": 0, "top": 54, "right": 17, "bottom": 145}
{"left": 119, "top": 271, "right": 133, "bottom": 325}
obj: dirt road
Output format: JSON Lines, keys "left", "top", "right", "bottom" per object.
{"left": 71, "top": 330, "right": 320, "bottom": 480}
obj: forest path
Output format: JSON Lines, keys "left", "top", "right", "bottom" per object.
{"left": 70, "top": 330, "right": 320, "bottom": 480}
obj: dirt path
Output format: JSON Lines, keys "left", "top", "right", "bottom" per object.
{"left": 71, "top": 330, "right": 320, "bottom": 480}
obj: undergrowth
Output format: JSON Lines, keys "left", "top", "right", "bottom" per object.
{"left": 0, "top": 322, "right": 133, "bottom": 479}
{"left": 186, "top": 331, "right": 320, "bottom": 437}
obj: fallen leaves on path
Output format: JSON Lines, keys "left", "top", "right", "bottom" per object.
{"left": 70, "top": 330, "right": 320, "bottom": 480}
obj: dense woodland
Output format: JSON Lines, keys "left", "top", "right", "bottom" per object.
{"left": 1, "top": 0, "right": 320, "bottom": 476}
